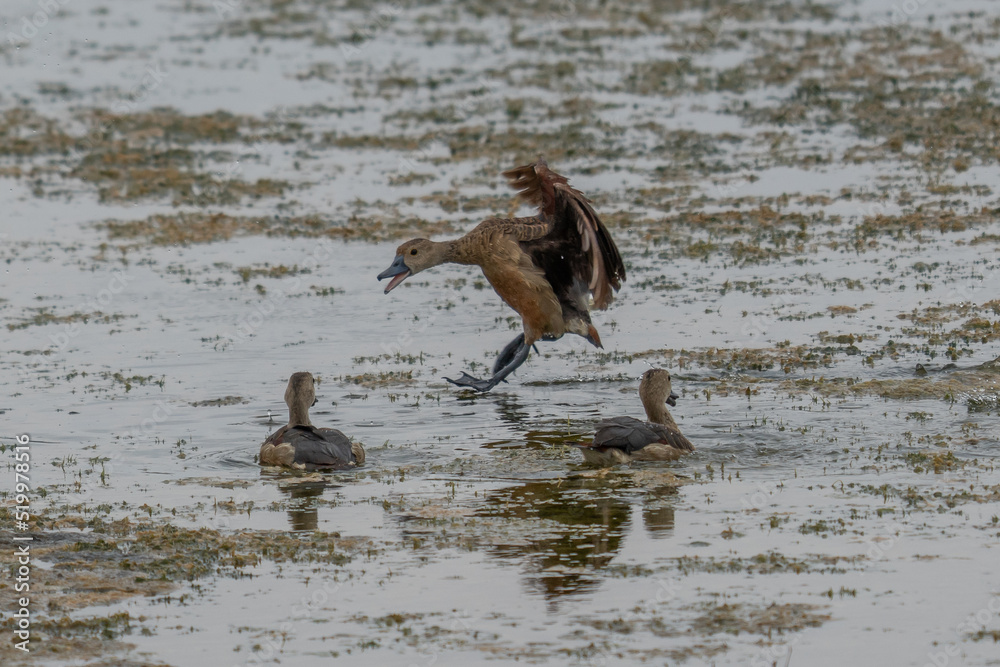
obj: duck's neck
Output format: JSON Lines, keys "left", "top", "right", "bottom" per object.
{"left": 642, "top": 398, "right": 677, "bottom": 429}
{"left": 288, "top": 404, "right": 312, "bottom": 427}
{"left": 447, "top": 237, "right": 481, "bottom": 265}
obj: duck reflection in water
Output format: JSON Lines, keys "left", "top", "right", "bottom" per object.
{"left": 641, "top": 483, "right": 679, "bottom": 536}
{"left": 477, "top": 476, "right": 682, "bottom": 607}
{"left": 278, "top": 479, "right": 328, "bottom": 532}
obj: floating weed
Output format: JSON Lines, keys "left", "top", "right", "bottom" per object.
{"left": 6, "top": 309, "right": 128, "bottom": 331}
{"left": 235, "top": 264, "right": 311, "bottom": 283}
{"left": 96, "top": 211, "right": 458, "bottom": 247}
{"left": 342, "top": 370, "right": 416, "bottom": 388}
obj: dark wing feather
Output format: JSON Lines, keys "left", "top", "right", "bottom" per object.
{"left": 282, "top": 425, "right": 356, "bottom": 468}
{"left": 502, "top": 160, "right": 566, "bottom": 217}
{"left": 503, "top": 160, "right": 626, "bottom": 311}
{"left": 263, "top": 424, "right": 289, "bottom": 446}
{"left": 593, "top": 416, "right": 693, "bottom": 454}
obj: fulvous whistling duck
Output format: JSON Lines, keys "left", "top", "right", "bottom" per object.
{"left": 377, "top": 159, "right": 626, "bottom": 392}
{"left": 259, "top": 372, "right": 365, "bottom": 469}
{"left": 572, "top": 369, "right": 694, "bottom": 466}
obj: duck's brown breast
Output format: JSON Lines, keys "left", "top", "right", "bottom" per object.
{"left": 477, "top": 237, "right": 565, "bottom": 341}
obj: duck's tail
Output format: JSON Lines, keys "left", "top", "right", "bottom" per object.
{"left": 567, "top": 441, "right": 623, "bottom": 467}
{"left": 585, "top": 324, "right": 603, "bottom": 349}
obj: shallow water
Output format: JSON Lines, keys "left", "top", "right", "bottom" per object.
{"left": 2, "top": 0, "right": 1000, "bottom": 665}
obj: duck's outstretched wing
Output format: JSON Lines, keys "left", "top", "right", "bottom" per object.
{"left": 503, "top": 159, "right": 626, "bottom": 309}
{"left": 592, "top": 416, "right": 694, "bottom": 454}
{"left": 284, "top": 425, "right": 357, "bottom": 468}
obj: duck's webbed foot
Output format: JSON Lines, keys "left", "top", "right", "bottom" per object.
{"left": 445, "top": 372, "right": 500, "bottom": 393}
{"left": 446, "top": 336, "right": 532, "bottom": 393}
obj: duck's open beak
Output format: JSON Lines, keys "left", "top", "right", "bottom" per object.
{"left": 377, "top": 255, "right": 411, "bottom": 294}
{"left": 666, "top": 392, "right": 679, "bottom": 407}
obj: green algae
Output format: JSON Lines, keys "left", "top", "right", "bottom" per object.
{"left": 6, "top": 309, "right": 129, "bottom": 332}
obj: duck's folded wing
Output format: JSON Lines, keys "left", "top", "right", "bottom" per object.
{"left": 594, "top": 416, "right": 693, "bottom": 454}
{"left": 262, "top": 425, "right": 288, "bottom": 446}
{"left": 284, "top": 426, "right": 356, "bottom": 467}
{"left": 503, "top": 160, "right": 625, "bottom": 309}
{"left": 650, "top": 423, "right": 695, "bottom": 453}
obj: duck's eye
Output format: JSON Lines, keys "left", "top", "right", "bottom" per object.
{"left": 410, "top": 248, "right": 418, "bottom": 256}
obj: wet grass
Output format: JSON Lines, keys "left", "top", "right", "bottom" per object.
{"left": 5, "top": 309, "right": 128, "bottom": 332}
{"left": 0, "top": 518, "right": 364, "bottom": 665}
{"left": 1, "top": 106, "right": 304, "bottom": 206}
{"left": 96, "top": 211, "right": 458, "bottom": 246}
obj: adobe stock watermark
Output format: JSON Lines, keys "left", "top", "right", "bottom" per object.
{"left": 12, "top": 433, "right": 33, "bottom": 653}
{"left": 714, "top": 167, "right": 758, "bottom": 200}
{"left": 73, "top": 64, "right": 169, "bottom": 156}
{"left": 215, "top": 238, "right": 336, "bottom": 351}
{"left": 693, "top": 6, "right": 736, "bottom": 52}
{"left": 396, "top": 76, "right": 503, "bottom": 174}
{"left": 924, "top": 593, "right": 1000, "bottom": 667}
{"left": 212, "top": 0, "right": 244, "bottom": 19}
{"left": 854, "top": 184, "right": 889, "bottom": 221}
{"left": 945, "top": 266, "right": 998, "bottom": 308}
{"left": 48, "top": 269, "right": 133, "bottom": 352}
{"left": 740, "top": 293, "right": 795, "bottom": 339}
{"left": 404, "top": 611, "right": 475, "bottom": 667}
{"left": 340, "top": 2, "right": 404, "bottom": 59}
{"left": 119, "top": 401, "right": 175, "bottom": 444}
{"left": 749, "top": 635, "right": 798, "bottom": 667}
{"left": 198, "top": 106, "right": 291, "bottom": 202}
{"left": 537, "top": 0, "right": 576, "bottom": 25}
{"left": 727, "top": 478, "right": 784, "bottom": 536}
{"left": 61, "top": 399, "right": 179, "bottom": 498}
{"left": 585, "top": 576, "right": 682, "bottom": 667}
{"left": 237, "top": 577, "right": 350, "bottom": 667}
{"left": 354, "top": 308, "right": 439, "bottom": 380}
{"left": 875, "top": 0, "right": 932, "bottom": 29}
{"left": 5, "top": 0, "right": 72, "bottom": 48}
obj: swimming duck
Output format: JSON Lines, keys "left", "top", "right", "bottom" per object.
{"left": 572, "top": 369, "right": 694, "bottom": 466}
{"left": 377, "top": 159, "right": 626, "bottom": 392}
{"left": 259, "top": 372, "right": 365, "bottom": 469}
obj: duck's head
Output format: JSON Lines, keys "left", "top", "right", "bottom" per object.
{"left": 285, "top": 371, "right": 318, "bottom": 411}
{"left": 377, "top": 239, "right": 448, "bottom": 294}
{"left": 639, "top": 368, "right": 678, "bottom": 407}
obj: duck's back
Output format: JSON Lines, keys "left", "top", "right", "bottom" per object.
{"left": 594, "top": 416, "right": 694, "bottom": 455}
{"left": 261, "top": 425, "right": 358, "bottom": 469}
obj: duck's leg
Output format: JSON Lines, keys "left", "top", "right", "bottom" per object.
{"left": 446, "top": 336, "right": 532, "bottom": 393}
{"left": 493, "top": 333, "right": 538, "bottom": 374}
